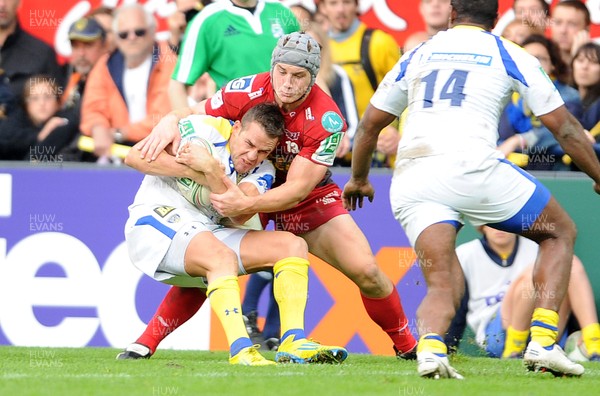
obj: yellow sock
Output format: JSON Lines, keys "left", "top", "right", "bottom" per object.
{"left": 530, "top": 308, "right": 559, "bottom": 348}
{"left": 502, "top": 326, "right": 529, "bottom": 358}
{"left": 206, "top": 275, "right": 248, "bottom": 347}
{"left": 273, "top": 257, "right": 309, "bottom": 335}
{"left": 581, "top": 323, "right": 600, "bottom": 356}
{"left": 416, "top": 333, "right": 447, "bottom": 356}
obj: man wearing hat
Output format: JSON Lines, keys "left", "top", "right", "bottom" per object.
{"left": 0, "top": 0, "right": 64, "bottom": 111}
{"left": 61, "top": 17, "right": 107, "bottom": 114}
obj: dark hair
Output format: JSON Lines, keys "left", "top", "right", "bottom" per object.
{"left": 451, "top": 0, "right": 498, "bottom": 30}
{"left": 22, "top": 75, "right": 60, "bottom": 107}
{"left": 521, "top": 34, "right": 568, "bottom": 84}
{"left": 572, "top": 42, "right": 600, "bottom": 108}
{"left": 512, "top": 0, "right": 549, "bottom": 16}
{"left": 554, "top": 0, "right": 591, "bottom": 28}
{"left": 241, "top": 102, "right": 286, "bottom": 139}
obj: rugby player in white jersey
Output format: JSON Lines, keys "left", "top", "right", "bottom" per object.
{"left": 453, "top": 226, "right": 600, "bottom": 361}
{"left": 343, "top": 0, "right": 600, "bottom": 379}
{"left": 123, "top": 102, "right": 347, "bottom": 365}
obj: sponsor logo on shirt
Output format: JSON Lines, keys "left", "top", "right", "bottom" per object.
{"left": 428, "top": 52, "right": 492, "bottom": 66}
{"left": 248, "top": 88, "right": 264, "bottom": 100}
{"left": 305, "top": 107, "right": 314, "bottom": 121}
{"left": 285, "top": 130, "right": 300, "bottom": 141}
{"left": 153, "top": 206, "right": 175, "bottom": 217}
{"left": 178, "top": 119, "right": 195, "bottom": 138}
{"left": 224, "top": 25, "right": 240, "bottom": 36}
{"left": 167, "top": 214, "right": 181, "bottom": 223}
{"left": 225, "top": 76, "right": 255, "bottom": 93}
{"left": 321, "top": 111, "right": 343, "bottom": 133}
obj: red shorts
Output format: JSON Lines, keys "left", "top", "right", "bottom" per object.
{"left": 262, "top": 183, "right": 348, "bottom": 234}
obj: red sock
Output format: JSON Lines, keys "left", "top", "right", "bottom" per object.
{"left": 361, "top": 288, "right": 417, "bottom": 353}
{"left": 136, "top": 286, "right": 206, "bottom": 353}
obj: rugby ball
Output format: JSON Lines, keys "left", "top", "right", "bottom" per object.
{"left": 176, "top": 137, "right": 218, "bottom": 208}
{"left": 564, "top": 330, "right": 589, "bottom": 362}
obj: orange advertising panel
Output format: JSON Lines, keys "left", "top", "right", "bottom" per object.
{"left": 209, "top": 248, "right": 421, "bottom": 356}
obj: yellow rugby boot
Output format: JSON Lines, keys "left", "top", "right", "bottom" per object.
{"left": 275, "top": 336, "right": 348, "bottom": 364}
{"left": 229, "top": 345, "right": 276, "bottom": 366}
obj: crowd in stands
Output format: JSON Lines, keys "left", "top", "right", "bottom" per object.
{"left": 0, "top": 0, "right": 599, "bottom": 171}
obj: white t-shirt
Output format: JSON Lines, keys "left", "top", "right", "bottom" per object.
{"left": 124, "top": 56, "right": 152, "bottom": 123}
{"left": 371, "top": 25, "right": 564, "bottom": 160}
{"left": 456, "top": 236, "right": 539, "bottom": 347}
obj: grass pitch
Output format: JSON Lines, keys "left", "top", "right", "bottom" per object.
{"left": 1, "top": 346, "right": 599, "bottom": 396}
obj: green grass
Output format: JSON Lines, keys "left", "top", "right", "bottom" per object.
{"left": 1, "top": 347, "right": 599, "bottom": 396}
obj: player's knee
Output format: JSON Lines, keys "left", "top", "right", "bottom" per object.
{"left": 186, "top": 246, "right": 238, "bottom": 277}
{"left": 277, "top": 232, "right": 308, "bottom": 259}
{"left": 354, "top": 262, "right": 386, "bottom": 292}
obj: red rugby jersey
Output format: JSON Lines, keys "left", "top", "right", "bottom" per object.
{"left": 205, "top": 72, "right": 347, "bottom": 187}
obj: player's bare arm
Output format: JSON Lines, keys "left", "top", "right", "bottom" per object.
{"left": 137, "top": 99, "right": 210, "bottom": 161}
{"left": 343, "top": 105, "right": 397, "bottom": 210}
{"left": 211, "top": 156, "right": 328, "bottom": 217}
{"left": 228, "top": 182, "right": 261, "bottom": 225}
{"left": 175, "top": 143, "right": 228, "bottom": 194}
{"left": 539, "top": 106, "right": 600, "bottom": 194}
{"left": 124, "top": 148, "right": 209, "bottom": 186}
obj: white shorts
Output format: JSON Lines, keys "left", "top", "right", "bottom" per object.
{"left": 125, "top": 204, "right": 249, "bottom": 288}
{"left": 390, "top": 151, "right": 551, "bottom": 246}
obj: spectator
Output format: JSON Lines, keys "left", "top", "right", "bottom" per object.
{"left": 0, "top": 66, "right": 13, "bottom": 118}
{"left": 284, "top": 0, "right": 315, "bottom": 30}
{"left": 305, "top": 20, "right": 358, "bottom": 164}
{"left": 88, "top": 6, "right": 116, "bottom": 53}
{"left": 0, "top": 0, "right": 64, "bottom": 109}
{"left": 314, "top": 6, "right": 330, "bottom": 33}
{"left": 321, "top": 0, "right": 398, "bottom": 118}
{"left": 447, "top": 226, "right": 600, "bottom": 361}
{"left": 62, "top": 17, "right": 107, "bottom": 125}
{"left": 572, "top": 42, "right": 600, "bottom": 141}
{"left": 550, "top": 0, "right": 591, "bottom": 76}
{"left": 498, "top": 35, "right": 599, "bottom": 171}
{"left": 169, "top": 0, "right": 300, "bottom": 109}
{"left": 0, "top": 75, "right": 77, "bottom": 160}
{"left": 402, "top": 0, "right": 450, "bottom": 54}
{"left": 320, "top": 0, "right": 400, "bottom": 167}
{"left": 402, "top": 31, "right": 430, "bottom": 54}
{"left": 511, "top": 0, "right": 549, "bottom": 35}
{"left": 420, "top": 0, "right": 451, "bottom": 36}
{"left": 166, "top": 0, "right": 206, "bottom": 53}
{"left": 80, "top": 3, "right": 176, "bottom": 162}
{"left": 57, "top": 17, "right": 109, "bottom": 162}
{"left": 501, "top": 18, "right": 537, "bottom": 45}
{"left": 496, "top": 24, "right": 541, "bottom": 155}
{"left": 165, "top": 0, "right": 217, "bottom": 108}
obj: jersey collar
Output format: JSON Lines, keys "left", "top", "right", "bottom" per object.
{"left": 479, "top": 236, "right": 520, "bottom": 268}
{"left": 452, "top": 25, "right": 487, "bottom": 32}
